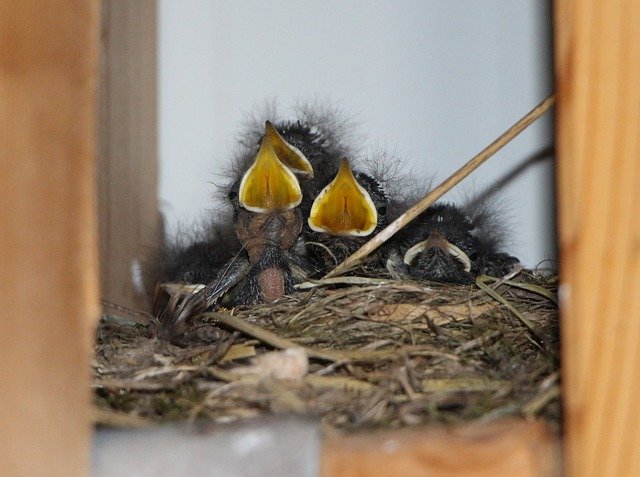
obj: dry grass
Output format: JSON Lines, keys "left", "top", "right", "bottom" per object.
{"left": 94, "top": 267, "right": 560, "bottom": 433}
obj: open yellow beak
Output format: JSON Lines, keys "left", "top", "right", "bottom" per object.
{"left": 239, "top": 139, "right": 302, "bottom": 213}
{"left": 264, "top": 121, "right": 314, "bottom": 178}
{"left": 238, "top": 121, "right": 314, "bottom": 213}
{"left": 307, "top": 159, "right": 378, "bottom": 236}
{"left": 239, "top": 121, "right": 313, "bottom": 213}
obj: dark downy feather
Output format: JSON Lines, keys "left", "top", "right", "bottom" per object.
{"left": 388, "top": 200, "right": 520, "bottom": 284}
{"left": 157, "top": 221, "right": 240, "bottom": 285}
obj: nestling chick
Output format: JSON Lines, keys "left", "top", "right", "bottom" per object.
{"left": 388, "top": 201, "right": 520, "bottom": 284}
{"left": 304, "top": 158, "right": 389, "bottom": 273}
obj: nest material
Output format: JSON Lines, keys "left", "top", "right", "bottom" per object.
{"left": 94, "top": 268, "right": 560, "bottom": 432}
{"left": 94, "top": 98, "right": 559, "bottom": 432}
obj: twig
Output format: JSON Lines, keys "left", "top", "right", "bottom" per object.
{"left": 453, "top": 330, "right": 503, "bottom": 354}
{"left": 200, "top": 311, "right": 434, "bottom": 363}
{"left": 295, "top": 276, "right": 391, "bottom": 290}
{"left": 324, "top": 94, "right": 556, "bottom": 278}
{"left": 501, "top": 279, "right": 558, "bottom": 304}
{"left": 200, "top": 311, "right": 344, "bottom": 362}
{"left": 521, "top": 385, "right": 561, "bottom": 417}
{"left": 101, "top": 299, "right": 154, "bottom": 322}
{"left": 92, "top": 407, "right": 152, "bottom": 428}
{"left": 475, "top": 276, "right": 556, "bottom": 357}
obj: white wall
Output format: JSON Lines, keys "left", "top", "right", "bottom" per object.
{"left": 159, "top": 0, "right": 554, "bottom": 267}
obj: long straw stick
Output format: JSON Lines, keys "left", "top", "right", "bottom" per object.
{"left": 324, "top": 94, "right": 556, "bottom": 279}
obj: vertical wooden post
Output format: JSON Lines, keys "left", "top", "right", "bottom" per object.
{"left": 0, "top": 2, "right": 99, "bottom": 476}
{"left": 99, "top": 0, "right": 159, "bottom": 313}
{"left": 555, "top": 1, "right": 640, "bottom": 476}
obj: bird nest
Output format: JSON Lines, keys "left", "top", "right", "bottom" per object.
{"left": 93, "top": 267, "right": 560, "bottom": 433}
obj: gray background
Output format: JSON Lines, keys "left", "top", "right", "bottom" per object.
{"left": 158, "top": 1, "right": 554, "bottom": 267}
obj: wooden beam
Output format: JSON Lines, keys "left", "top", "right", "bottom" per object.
{"left": 99, "top": 0, "right": 160, "bottom": 313}
{"left": 555, "top": 1, "right": 640, "bottom": 476}
{"left": 0, "top": 2, "right": 99, "bottom": 476}
{"left": 321, "top": 419, "right": 561, "bottom": 477}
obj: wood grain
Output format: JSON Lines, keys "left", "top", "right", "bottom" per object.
{"left": 321, "top": 419, "right": 561, "bottom": 477}
{"left": 99, "top": 0, "right": 160, "bottom": 313}
{"left": 0, "top": 2, "right": 99, "bottom": 475}
{"left": 555, "top": 1, "right": 640, "bottom": 476}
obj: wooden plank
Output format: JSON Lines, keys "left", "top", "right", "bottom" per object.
{"left": 0, "top": 2, "right": 99, "bottom": 476}
{"left": 555, "top": 1, "right": 640, "bottom": 476}
{"left": 321, "top": 419, "right": 561, "bottom": 477}
{"left": 99, "top": 0, "right": 160, "bottom": 313}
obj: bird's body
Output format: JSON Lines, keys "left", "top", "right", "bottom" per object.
{"left": 156, "top": 220, "right": 240, "bottom": 285}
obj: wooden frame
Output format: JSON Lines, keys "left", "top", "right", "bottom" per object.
{"left": 2, "top": 0, "right": 640, "bottom": 475}
{"left": 0, "top": 2, "right": 99, "bottom": 476}
{"left": 555, "top": 1, "right": 640, "bottom": 475}
{"left": 322, "top": 419, "right": 560, "bottom": 476}
{"left": 99, "top": 0, "right": 160, "bottom": 313}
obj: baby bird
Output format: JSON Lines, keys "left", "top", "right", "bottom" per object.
{"left": 303, "top": 158, "right": 389, "bottom": 273}
{"left": 156, "top": 119, "right": 318, "bottom": 335}
{"left": 227, "top": 118, "right": 322, "bottom": 305}
{"left": 388, "top": 201, "right": 520, "bottom": 284}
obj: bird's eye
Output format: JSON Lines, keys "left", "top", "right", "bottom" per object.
{"left": 228, "top": 190, "right": 238, "bottom": 201}
{"left": 378, "top": 205, "right": 387, "bottom": 216}
{"left": 436, "top": 215, "right": 443, "bottom": 223}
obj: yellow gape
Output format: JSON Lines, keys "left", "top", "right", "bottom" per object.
{"left": 264, "top": 121, "right": 313, "bottom": 178}
{"left": 239, "top": 122, "right": 313, "bottom": 213}
{"left": 308, "top": 159, "right": 378, "bottom": 236}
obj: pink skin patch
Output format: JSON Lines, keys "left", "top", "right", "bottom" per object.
{"left": 258, "top": 267, "right": 285, "bottom": 302}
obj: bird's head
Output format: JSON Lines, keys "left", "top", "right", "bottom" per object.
{"left": 395, "top": 203, "right": 479, "bottom": 284}
{"left": 304, "top": 158, "right": 388, "bottom": 270}
{"left": 228, "top": 121, "right": 313, "bottom": 304}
